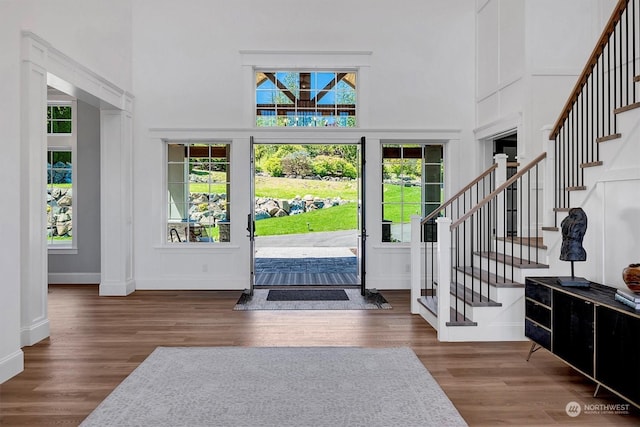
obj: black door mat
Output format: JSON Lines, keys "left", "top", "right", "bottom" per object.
{"left": 266, "top": 289, "right": 349, "bottom": 301}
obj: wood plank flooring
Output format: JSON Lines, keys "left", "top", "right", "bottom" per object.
{"left": 1, "top": 285, "right": 639, "bottom": 426}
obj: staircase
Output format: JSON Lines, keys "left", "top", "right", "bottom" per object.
{"left": 411, "top": 0, "right": 640, "bottom": 342}
{"left": 411, "top": 153, "right": 549, "bottom": 342}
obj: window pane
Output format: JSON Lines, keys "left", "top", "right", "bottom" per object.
{"left": 47, "top": 150, "right": 73, "bottom": 246}
{"left": 167, "top": 142, "right": 230, "bottom": 243}
{"left": 381, "top": 143, "right": 444, "bottom": 243}
{"left": 47, "top": 105, "right": 72, "bottom": 134}
{"left": 256, "top": 71, "right": 356, "bottom": 128}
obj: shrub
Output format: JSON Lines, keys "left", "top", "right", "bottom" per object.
{"left": 263, "top": 157, "right": 283, "bottom": 177}
{"left": 312, "top": 155, "right": 357, "bottom": 179}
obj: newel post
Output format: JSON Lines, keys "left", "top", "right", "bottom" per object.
{"left": 436, "top": 217, "right": 452, "bottom": 342}
{"left": 410, "top": 215, "right": 422, "bottom": 314}
{"left": 542, "top": 125, "right": 555, "bottom": 228}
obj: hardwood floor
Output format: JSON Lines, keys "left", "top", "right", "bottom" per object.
{"left": 1, "top": 285, "right": 638, "bottom": 426}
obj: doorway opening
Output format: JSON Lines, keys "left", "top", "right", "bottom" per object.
{"left": 493, "top": 133, "right": 518, "bottom": 237}
{"left": 250, "top": 141, "right": 363, "bottom": 289}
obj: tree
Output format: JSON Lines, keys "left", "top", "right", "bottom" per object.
{"left": 281, "top": 151, "right": 312, "bottom": 176}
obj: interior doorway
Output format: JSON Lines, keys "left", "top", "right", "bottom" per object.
{"left": 494, "top": 133, "right": 518, "bottom": 236}
{"left": 248, "top": 139, "right": 364, "bottom": 291}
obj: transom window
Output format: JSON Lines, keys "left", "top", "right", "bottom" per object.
{"left": 381, "top": 144, "right": 444, "bottom": 243}
{"left": 255, "top": 71, "right": 356, "bottom": 127}
{"left": 167, "top": 142, "right": 230, "bottom": 244}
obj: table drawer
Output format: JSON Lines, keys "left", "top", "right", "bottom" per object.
{"left": 525, "top": 319, "right": 551, "bottom": 350}
{"left": 526, "top": 299, "right": 551, "bottom": 328}
{"left": 525, "top": 281, "right": 551, "bottom": 306}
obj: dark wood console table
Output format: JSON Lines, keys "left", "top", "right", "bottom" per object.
{"left": 525, "top": 277, "right": 640, "bottom": 408}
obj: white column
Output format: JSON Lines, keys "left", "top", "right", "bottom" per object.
{"left": 100, "top": 110, "right": 135, "bottom": 296}
{"left": 410, "top": 215, "right": 422, "bottom": 314}
{"left": 20, "top": 58, "right": 50, "bottom": 347}
{"left": 436, "top": 217, "right": 452, "bottom": 342}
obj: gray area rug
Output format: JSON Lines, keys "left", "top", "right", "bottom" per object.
{"left": 80, "top": 347, "right": 467, "bottom": 427}
{"left": 234, "top": 288, "right": 392, "bottom": 310}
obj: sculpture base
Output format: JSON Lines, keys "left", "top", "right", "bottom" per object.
{"left": 557, "top": 276, "right": 591, "bottom": 287}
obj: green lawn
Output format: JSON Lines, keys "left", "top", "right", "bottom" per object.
{"left": 382, "top": 183, "right": 422, "bottom": 223}
{"left": 185, "top": 176, "right": 425, "bottom": 236}
{"left": 255, "top": 203, "right": 357, "bottom": 236}
{"left": 255, "top": 176, "right": 358, "bottom": 200}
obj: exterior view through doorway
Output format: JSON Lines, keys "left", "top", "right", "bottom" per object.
{"left": 248, "top": 137, "right": 366, "bottom": 295}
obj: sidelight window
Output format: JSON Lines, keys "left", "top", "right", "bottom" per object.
{"left": 167, "top": 142, "right": 231, "bottom": 243}
{"left": 381, "top": 144, "right": 444, "bottom": 243}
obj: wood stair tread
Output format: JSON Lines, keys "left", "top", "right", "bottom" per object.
{"left": 418, "top": 296, "right": 477, "bottom": 326}
{"left": 474, "top": 251, "right": 548, "bottom": 269}
{"left": 541, "top": 226, "right": 559, "bottom": 232}
{"left": 497, "top": 236, "right": 547, "bottom": 249}
{"left": 455, "top": 266, "right": 523, "bottom": 288}
{"left": 566, "top": 186, "right": 586, "bottom": 191}
{"left": 596, "top": 133, "right": 621, "bottom": 143}
{"left": 450, "top": 282, "right": 502, "bottom": 306}
{"left": 580, "top": 161, "right": 603, "bottom": 168}
{"left": 614, "top": 102, "right": 640, "bottom": 114}
{"left": 418, "top": 295, "right": 437, "bottom": 316}
{"left": 447, "top": 308, "right": 477, "bottom": 326}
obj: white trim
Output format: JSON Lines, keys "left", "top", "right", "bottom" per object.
{"left": 135, "top": 278, "right": 246, "bottom": 291}
{"left": 48, "top": 272, "right": 100, "bottom": 284}
{"left": 476, "top": 75, "right": 523, "bottom": 103}
{"left": 474, "top": 113, "right": 522, "bottom": 141}
{"left": 149, "top": 128, "right": 462, "bottom": 139}
{"left": 239, "top": 50, "right": 373, "bottom": 67}
{"left": 0, "top": 350, "right": 24, "bottom": 384}
{"left": 23, "top": 31, "right": 133, "bottom": 111}
{"left": 99, "top": 279, "right": 135, "bottom": 296}
{"left": 20, "top": 318, "right": 50, "bottom": 347}
{"left": 47, "top": 248, "right": 78, "bottom": 255}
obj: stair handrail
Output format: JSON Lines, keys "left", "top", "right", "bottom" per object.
{"left": 420, "top": 163, "right": 498, "bottom": 226}
{"left": 451, "top": 152, "right": 547, "bottom": 230}
{"left": 550, "top": 0, "right": 629, "bottom": 139}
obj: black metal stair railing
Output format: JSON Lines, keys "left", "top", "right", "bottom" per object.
{"left": 447, "top": 153, "right": 546, "bottom": 323}
{"left": 419, "top": 162, "right": 498, "bottom": 313}
{"left": 550, "top": 0, "right": 638, "bottom": 225}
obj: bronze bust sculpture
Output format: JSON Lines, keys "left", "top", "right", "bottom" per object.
{"left": 558, "top": 207, "right": 590, "bottom": 287}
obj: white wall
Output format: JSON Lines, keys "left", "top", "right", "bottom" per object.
{"left": 475, "top": 0, "right": 616, "bottom": 158}
{"left": 131, "top": 0, "right": 477, "bottom": 290}
{"left": 0, "top": 0, "right": 132, "bottom": 382}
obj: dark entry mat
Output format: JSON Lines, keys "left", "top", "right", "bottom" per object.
{"left": 266, "top": 289, "right": 350, "bottom": 301}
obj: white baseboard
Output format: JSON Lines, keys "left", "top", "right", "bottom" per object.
{"left": 99, "top": 279, "right": 135, "bottom": 296}
{"left": 365, "top": 276, "right": 410, "bottom": 290}
{"left": 20, "top": 318, "right": 50, "bottom": 347}
{"left": 48, "top": 272, "right": 100, "bottom": 284}
{"left": 0, "top": 349, "right": 24, "bottom": 384}
{"left": 135, "top": 278, "right": 246, "bottom": 290}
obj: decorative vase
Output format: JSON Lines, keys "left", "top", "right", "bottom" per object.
{"left": 623, "top": 263, "right": 640, "bottom": 292}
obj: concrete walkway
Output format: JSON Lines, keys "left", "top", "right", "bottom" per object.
{"left": 255, "top": 230, "right": 358, "bottom": 258}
